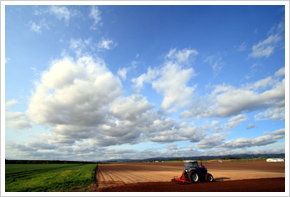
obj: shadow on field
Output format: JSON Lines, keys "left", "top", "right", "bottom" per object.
{"left": 214, "top": 177, "right": 230, "bottom": 181}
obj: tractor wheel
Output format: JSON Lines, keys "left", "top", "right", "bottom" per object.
{"left": 189, "top": 171, "right": 199, "bottom": 183}
{"left": 206, "top": 173, "right": 213, "bottom": 182}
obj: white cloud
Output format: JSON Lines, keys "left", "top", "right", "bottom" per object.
{"left": 109, "top": 94, "right": 154, "bottom": 122}
{"left": 24, "top": 55, "right": 205, "bottom": 148}
{"left": 5, "top": 111, "right": 32, "bottom": 130}
{"left": 117, "top": 67, "right": 129, "bottom": 80}
{"left": 5, "top": 100, "right": 32, "bottom": 129}
{"left": 27, "top": 56, "right": 123, "bottom": 129}
{"left": 147, "top": 122, "right": 206, "bottom": 144}
{"left": 33, "top": 6, "right": 81, "bottom": 26}
{"left": 166, "top": 48, "right": 198, "bottom": 64}
{"left": 254, "top": 107, "right": 285, "bottom": 121}
{"left": 181, "top": 67, "right": 285, "bottom": 119}
{"left": 152, "top": 63, "right": 196, "bottom": 112}
{"left": 49, "top": 5, "right": 70, "bottom": 23}
{"left": 131, "top": 67, "right": 159, "bottom": 89}
{"left": 270, "top": 128, "right": 285, "bottom": 138}
{"left": 250, "top": 76, "right": 275, "bottom": 90}
{"left": 224, "top": 114, "right": 248, "bottom": 130}
{"left": 89, "top": 5, "right": 102, "bottom": 30}
{"left": 220, "top": 128, "right": 285, "bottom": 149}
{"left": 195, "top": 132, "right": 228, "bottom": 149}
{"left": 274, "top": 67, "right": 285, "bottom": 77}
{"left": 249, "top": 22, "right": 284, "bottom": 58}
{"left": 246, "top": 124, "right": 256, "bottom": 129}
{"left": 6, "top": 138, "right": 284, "bottom": 161}
{"left": 5, "top": 99, "right": 19, "bottom": 108}
{"left": 117, "top": 60, "right": 139, "bottom": 81}
{"left": 215, "top": 79, "right": 284, "bottom": 117}
{"left": 196, "top": 128, "right": 284, "bottom": 150}
{"left": 207, "top": 121, "right": 223, "bottom": 132}
{"left": 28, "top": 21, "right": 41, "bottom": 32}
{"left": 132, "top": 48, "right": 197, "bottom": 112}
{"left": 27, "top": 19, "right": 49, "bottom": 33}
{"left": 97, "top": 38, "right": 117, "bottom": 50}
{"left": 68, "top": 38, "right": 92, "bottom": 57}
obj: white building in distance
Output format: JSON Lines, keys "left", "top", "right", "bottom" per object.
{"left": 266, "top": 158, "right": 284, "bottom": 162}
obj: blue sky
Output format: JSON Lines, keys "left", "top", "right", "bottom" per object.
{"left": 3, "top": 3, "right": 288, "bottom": 161}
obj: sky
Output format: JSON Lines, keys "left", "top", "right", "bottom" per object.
{"left": 2, "top": 2, "right": 288, "bottom": 161}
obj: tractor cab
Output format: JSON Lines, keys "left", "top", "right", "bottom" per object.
{"left": 184, "top": 161, "right": 200, "bottom": 170}
{"left": 183, "top": 160, "right": 206, "bottom": 172}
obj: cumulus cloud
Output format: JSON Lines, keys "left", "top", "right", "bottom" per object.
{"left": 26, "top": 56, "right": 123, "bottom": 144}
{"left": 132, "top": 48, "right": 198, "bottom": 112}
{"left": 6, "top": 111, "right": 32, "bottom": 130}
{"left": 206, "top": 121, "right": 223, "bottom": 132}
{"left": 274, "top": 67, "right": 285, "bottom": 77}
{"left": 196, "top": 115, "right": 248, "bottom": 133}
{"left": 6, "top": 138, "right": 284, "bottom": 161}
{"left": 24, "top": 55, "right": 205, "bottom": 148}
{"left": 147, "top": 123, "right": 206, "bottom": 144}
{"left": 181, "top": 67, "right": 285, "bottom": 119}
{"left": 195, "top": 132, "right": 228, "bottom": 149}
{"left": 220, "top": 128, "right": 285, "bottom": 149}
{"left": 5, "top": 100, "right": 32, "bottom": 130}
{"left": 109, "top": 94, "right": 154, "bottom": 121}
{"left": 152, "top": 63, "right": 196, "bottom": 112}
{"left": 224, "top": 114, "right": 248, "bottom": 130}
{"left": 214, "top": 80, "right": 284, "bottom": 117}
{"left": 254, "top": 107, "right": 285, "bottom": 121}
{"left": 6, "top": 125, "right": 284, "bottom": 161}
{"left": 196, "top": 128, "right": 284, "bottom": 150}
{"left": 27, "top": 56, "right": 122, "bottom": 122}
{"left": 131, "top": 67, "right": 159, "bottom": 89}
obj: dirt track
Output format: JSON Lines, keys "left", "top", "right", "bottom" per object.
{"left": 92, "top": 161, "right": 285, "bottom": 192}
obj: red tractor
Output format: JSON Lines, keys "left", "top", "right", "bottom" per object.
{"left": 171, "top": 160, "right": 213, "bottom": 184}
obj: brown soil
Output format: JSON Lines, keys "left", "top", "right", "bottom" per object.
{"left": 92, "top": 161, "right": 285, "bottom": 192}
{"left": 98, "top": 178, "right": 285, "bottom": 192}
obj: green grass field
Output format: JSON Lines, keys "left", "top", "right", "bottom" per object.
{"left": 5, "top": 163, "right": 97, "bottom": 192}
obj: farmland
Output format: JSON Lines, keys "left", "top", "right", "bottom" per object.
{"left": 5, "top": 160, "right": 285, "bottom": 192}
{"left": 94, "top": 160, "right": 285, "bottom": 192}
{"left": 5, "top": 163, "right": 97, "bottom": 192}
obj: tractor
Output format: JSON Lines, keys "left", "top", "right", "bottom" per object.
{"left": 171, "top": 160, "right": 214, "bottom": 184}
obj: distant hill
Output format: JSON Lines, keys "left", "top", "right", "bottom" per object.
{"left": 102, "top": 153, "right": 285, "bottom": 162}
{"left": 5, "top": 153, "right": 285, "bottom": 164}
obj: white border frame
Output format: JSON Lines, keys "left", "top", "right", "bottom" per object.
{"left": 1, "top": 1, "right": 289, "bottom": 197}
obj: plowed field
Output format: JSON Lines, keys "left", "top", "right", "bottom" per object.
{"left": 92, "top": 161, "right": 285, "bottom": 192}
